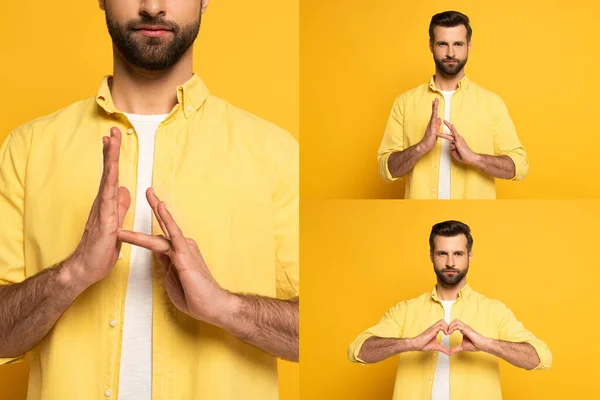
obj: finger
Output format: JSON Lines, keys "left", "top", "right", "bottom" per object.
{"left": 154, "top": 252, "right": 172, "bottom": 272}
{"left": 156, "top": 201, "right": 188, "bottom": 252}
{"left": 146, "top": 188, "right": 170, "bottom": 238}
{"left": 432, "top": 344, "right": 450, "bottom": 356}
{"left": 437, "top": 133, "right": 454, "bottom": 141}
{"left": 100, "top": 128, "right": 122, "bottom": 203}
{"left": 449, "top": 344, "right": 463, "bottom": 356}
{"left": 118, "top": 230, "right": 171, "bottom": 253}
{"left": 117, "top": 186, "right": 131, "bottom": 228}
{"left": 431, "top": 99, "right": 439, "bottom": 120}
{"left": 450, "top": 143, "right": 457, "bottom": 150}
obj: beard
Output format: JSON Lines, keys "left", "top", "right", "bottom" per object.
{"left": 105, "top": 12, "right": 200, "bottom": 71}
{"left": 434, "top": 263, "right": 469, "bottom": 286}
{"left": 434, "top": 55, "right": 468, "bottom": 77}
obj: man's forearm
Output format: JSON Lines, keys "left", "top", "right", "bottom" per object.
{"left": 483, "top": 339, "right": 540, "bottom": 370}
{"left": 218, "top": 294, "right": 299, "bottom": 362}
{"left": 470, "top": 154, "right": 515, "bottom": 179}
{"left": 357, "top": 336, "right": 412, "bottom": 364}
{"left": 0, "top": 260, "right": 83, "bottom": 357}
{"left": 387, "top": 143, "right": 427, "bottom": 179}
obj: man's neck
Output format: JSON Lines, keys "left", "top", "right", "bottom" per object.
{"left": 436, "top": 279, "right": 467, "bottom": 300}
{"left": 433, "top": 70, "right": 465, "bottom": 91}
{"left": 110, "top": 47, "right": 195, "bottom": 115}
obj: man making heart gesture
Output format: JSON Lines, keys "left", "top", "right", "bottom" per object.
{"left": 347, "top": 220, "right": 551, "bottom": 400}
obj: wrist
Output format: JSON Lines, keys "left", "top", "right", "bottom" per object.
{"left": 58, "top": 254, "right": 89, "bottom": 296}
{"left": 480, "top": 337, "right": 495, "bottom": 353}
{"left": 467, "top": 152, "right": 482, "bottom": 167}
{"left": 209, "top": 289, "right": 241, "bottom": 330}
{"left": 402, "top": 337, "right": 415, "bottom": 352}
{"left": 415, "top": 142, "right": 428, "bottom": 157}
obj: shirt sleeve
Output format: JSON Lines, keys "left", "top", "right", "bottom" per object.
{"left": 347, "top": 301, "right": 407, "bottom": 365}
{"left": 0, "top": 129, "right": 30, "bottom": 366}
{"left": 491, "top": 96, "right": 529, "bottom": 181}
{"left": 272, "top": 132, "right": 299, "bottom": 299}
{"left": 377, "top": 95, "right": 406, "bottom": 183}
{"left": 495, "top": 300, "right": 552, "bottom": 371}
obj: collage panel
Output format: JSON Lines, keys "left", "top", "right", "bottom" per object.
{"left": 0, "top": 1, "right": 298, "bottom": 399}
{"left": 302, "top": 200, "right": 595, "bottom": 399}
{"left": 301, "top": 0, "right": 598, "bottom": 199}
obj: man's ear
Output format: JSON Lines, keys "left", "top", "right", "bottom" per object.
{"left": 201, "top": 0, "right": 210, "bottom": 14}
{"left": 98, "top": 0, "right": 106, "bottom": 11}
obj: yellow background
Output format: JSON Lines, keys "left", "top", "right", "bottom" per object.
{"left": 301, "top": 200, "right": 597, "bottom": 399}
{"left": 300, "top": 0, "right": 598, "bottom": 199}
{"left": 0, "top": 0, "right": 298, "bottom": 399}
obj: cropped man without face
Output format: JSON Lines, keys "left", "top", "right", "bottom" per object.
{"left": 0, "top": 1, "right": 298, "bottom": 400}
{"left": 348, "top": 221, "right": 551, "bottom": 399}
{"left": 377, "top": 11, "right": 528, "bottom": 199}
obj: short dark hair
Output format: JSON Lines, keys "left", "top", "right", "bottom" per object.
{"left": 429, "top": 11, "right": 472, "bottom": 44}
{"left": 429, "top": 220, "right": 473, "bottom": 253}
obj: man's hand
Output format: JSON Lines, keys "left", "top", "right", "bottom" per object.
{"left": 448, "top": 319, "right": 491, "bottom": 355}
{"left": 437, "top": 121, "right": 479, "bottom": 165}
{"left": 416, "top": 99, "right": 443, "bottom": 154}
{"left": 117, "top": 188, "right": 230, "bottom": 326}
{"left": 408, "top": 320, "right": 450, "bottom": 355}
{"left": 66, "top": 127, "right": 131, "bottom": 290}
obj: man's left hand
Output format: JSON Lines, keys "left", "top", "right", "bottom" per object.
{"left": 117, "top": 188, "right": 231, "bottom": 327}
{"left": 448, "top": 319, "right": 491, "bottom": 355}
{"left": 438, "top": 121, "right": 479, "bottom": 165}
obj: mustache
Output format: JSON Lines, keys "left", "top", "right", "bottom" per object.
{"left": 126, "top": 15, "right": 178, "bottom": 32}
{"left": 443, "top": 58, "right": 459, "bottom": 62}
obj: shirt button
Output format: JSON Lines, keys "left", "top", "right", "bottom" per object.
{"left": 433, "top": 164, "right": 438, "bottom": 169}
{"left": 186, "top": 105, "right": 192, "bottom": 111}
{"left": 433, "top": 189, "right": 437, "bottom": 193}
{"left": 429, "top": 377, "right": 432, "bottom": 381}
{"left": 127, "top": 128, "right": 134, "bottom": 135}
{"left": 109, "top": 319, "right": 117, "bottom": 327}
{"left": 105, "top": 389, "right": 112, "bottom": 397}
{"left": 118, "top": 252, "right": 123, "bottom": 260}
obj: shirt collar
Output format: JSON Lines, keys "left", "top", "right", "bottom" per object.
{"left": 430, "top": 282, "right": 473, "bottom": 302}
{"left": 95, "top": 73, "right": 210, "bottom": 119}
{"left": 428, "top": 74, "right": 471, "bottom": 92}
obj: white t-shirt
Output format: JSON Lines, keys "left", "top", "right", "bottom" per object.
{"left": 438, "top": 90, "right": 455, "bottom": 200}
{"left": 431, "top": 299, "right": 456, "bottom": 400}
{"left": 117, "top": 113, "right": 168, "bottom": 400}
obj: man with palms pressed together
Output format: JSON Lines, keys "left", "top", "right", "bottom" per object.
{"left": 348, "top": 221, "right": 551, "bottom": 400}
{"left": 378, "top": 11, "right": 528, "bottom": 199}
{"left": 0, "top": 1, "right": 297, "bottom": 399}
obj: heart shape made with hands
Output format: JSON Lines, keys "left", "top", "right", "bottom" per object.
{"left": 416, "top": 319, "right": 483, "bottom": 356}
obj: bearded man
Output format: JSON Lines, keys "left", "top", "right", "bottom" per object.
{"left": 348, "top": 220, "right": 551, "bottom": 400}
{"left": 377, "top": 11, "right": 528, "bottom": 199}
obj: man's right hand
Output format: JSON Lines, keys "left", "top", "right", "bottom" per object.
{"left": 65, "top": 127, "right": 131, "bottom": 290}
{"left": 407, "top": 320, "right": 450, "bottom": 355}
{"left": 416, "top": 98, "right": 442, "bottom": 154}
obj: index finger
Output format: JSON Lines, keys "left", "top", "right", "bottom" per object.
{"left": 100, "top": 127, "right": 123, "bottom": 200}
{"left": 156, "top": 201, "right": 188, "bottom": 252}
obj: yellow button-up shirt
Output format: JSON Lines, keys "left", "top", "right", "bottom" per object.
{"left": 348, "top": 284, "right": 551, "bottom": 400}
{"left": 377, "top": 76, "right": 528, "bottom": 199}
{"left": 0, "top": 74, "right": 299, "bottom": 400}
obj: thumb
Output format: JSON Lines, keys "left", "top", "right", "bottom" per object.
{"left": 117, "top": 186, "right": 131, "bottom": 227}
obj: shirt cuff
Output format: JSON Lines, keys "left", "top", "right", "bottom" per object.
{"left": 378, "top": 152, "right": 400, "bottom": 183}
{"left": 525, "top": 339, "right": 552, "bottom": 371}
{"left": 0, "top": 354, "right": 25, "bottom": 366}
{"left": 505, "top": 150, "right": 529, "bottom": 181}
{"left": 347, "top": 334, "right": 373, "bottom": 365}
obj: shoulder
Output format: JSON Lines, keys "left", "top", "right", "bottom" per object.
{"left": 470, "top": 289, "right": 512, "bottom": 313}
{"left": 467, "top": 81, "right": 507, "bottom": 108}
{"left": 10, "top": 97, "right": 96, "bottom": 140}
{"left": 204, "top": 94, "right": 297, "bottom": 150}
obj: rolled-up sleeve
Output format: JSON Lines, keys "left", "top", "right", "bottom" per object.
{"left": 347, "top": 301, "right": 406, "bottom": 364}
{"left": 0, "top": 128, "right": 31, "bottom": 365}
{"left": 495, "top": 301, "right": 552, "bottom": 371}
{"left": 491, "top": 96, "right": 529, "bottom": 181}
{"left": 377, "top": 95, "right": 406, "bottom": 182}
